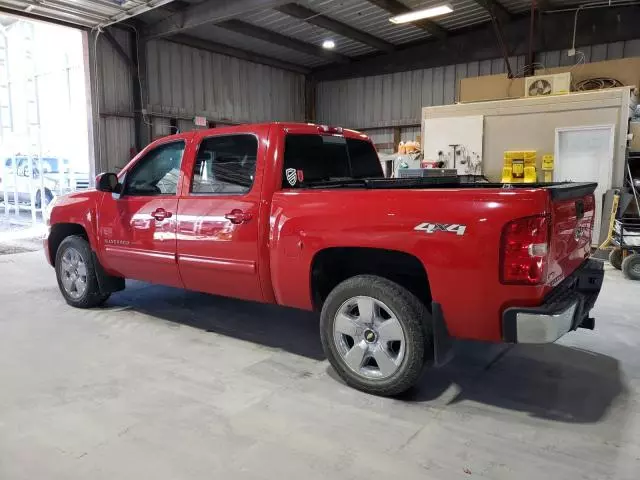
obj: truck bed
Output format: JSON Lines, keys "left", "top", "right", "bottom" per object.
{"left": 304, "top": 178, "right": 597, "bottom": 198}
{"left": 270, "top": 181, "right": 596, "bottom": 342}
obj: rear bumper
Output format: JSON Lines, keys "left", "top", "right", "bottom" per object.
{"left": 502, "top": 259, "right": 604, "bottom": 343}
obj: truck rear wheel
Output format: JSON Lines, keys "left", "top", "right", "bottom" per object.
{"left": 320, "top": 275, "right": 432, "bottom": 396}
{"left": 609, "top": 248, "right": 623, "bottom": 270}
{"left": 55, "top": 235, "right": 110, "bottom": 308}
{"left": 622, "top": 253, "right": 640, "bottom": 281}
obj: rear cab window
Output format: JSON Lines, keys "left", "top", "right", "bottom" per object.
{"left": 282, "top": 134, "right": 382, "bottom": 188}
{"left": 191, "top": 134, "right": 258, "bottom": 195}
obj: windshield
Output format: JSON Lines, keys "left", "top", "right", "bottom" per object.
{"left": 282, "top": 134, "right": 383, "bottom": 187}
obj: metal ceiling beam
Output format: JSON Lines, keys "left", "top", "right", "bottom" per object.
{"left": 160, "top": 0, "right": 190, "bottom": 13}
{"left": 144, "top": 0, "right": 291, "bottom": 38}
{"left": 276, "top": 3, "right": 396, "bottom": 53}
{"left": 168, "top": 33, "right": 310, "bottom": 74}
{"left": 366, "top": 0, "right": 448, "bottom": 39}
{"left": 312, "top": 5, "right": 640, "bottom": 81}
{"left": 471, "top": 0, "right": 512, "bottom": 24}
{"left": 217, "top": 19, "right": 350, "bottom": 63}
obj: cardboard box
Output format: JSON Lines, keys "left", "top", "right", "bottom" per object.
{"left": 458, "top": 57, "right": 640, "bottom": 104}
{"left": 458, "top": 74, "right": 524, "bottom": 103}
{"left": 630, "top": 122, "right": 640, "bottom": 152}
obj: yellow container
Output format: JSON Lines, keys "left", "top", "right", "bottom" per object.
{"left": 503, "top": 150, "right": 537, "bottom": 183}
{"left": 542, "top": 154, "right": 554, "bottom": 171}
{"left": 524, "top": 166, "right": 537, "bottom": 183}
{"left": 501, "top": 166, "right": 513, "bottom": 183}
{"left": 504, "top": 150, "right": 536, "bottom": 160}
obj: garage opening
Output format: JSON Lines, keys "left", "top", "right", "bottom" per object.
{"left": 0, "top": 15, "right": 90, "bottom": 238}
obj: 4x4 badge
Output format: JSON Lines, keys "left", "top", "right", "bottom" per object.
{"left": 414, "top": 223, "right": 467, "bottom": 236}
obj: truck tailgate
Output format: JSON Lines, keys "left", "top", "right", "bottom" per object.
{"left": 546, "top": 183, "right": 597, "bottom": 288}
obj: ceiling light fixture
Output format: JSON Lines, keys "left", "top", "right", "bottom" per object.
{"left": 322, "top": 39, "right": 336, "bottom": 49}
{"left": 389, "top": 4, "right": 453, "bottom": 24}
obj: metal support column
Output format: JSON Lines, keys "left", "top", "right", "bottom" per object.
{"left": 131, "top": 23, "right": 150, "bottom": 151}
{"left": 0, "top": 28, "right": 13, "bottom": 215}
{"left": 23, "top": 22, "right": 44, "bottom": 225}
{"left": 84, "top": 29, "right": 101, "bottom": 180}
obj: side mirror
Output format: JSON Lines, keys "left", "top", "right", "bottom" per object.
{"left": 96, "top": 172, "right": 120, "bottom": 193}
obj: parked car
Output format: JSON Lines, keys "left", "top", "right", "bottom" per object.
{"left": 43, "top": 123, "right": 604, "bottom": 396}
{"left": 0, "top": 156, "right": 89, "bottom": 207}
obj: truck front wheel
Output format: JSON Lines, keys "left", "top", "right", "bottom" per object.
{"left": 320, "top": 275, "right": 432, "bottom": 396}
{"left": 55, "top": 235, "right": 110, "bottom": 308}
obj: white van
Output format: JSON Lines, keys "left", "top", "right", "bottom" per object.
{"left": 0, "top": 156, "right": 89, "bottom": 207}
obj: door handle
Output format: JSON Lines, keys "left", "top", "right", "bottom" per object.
{"left": 151, "top": 208, "right": 173, "bottom": 221}
{"left": 225, "top": 209, "right": 252, "bottom": 224}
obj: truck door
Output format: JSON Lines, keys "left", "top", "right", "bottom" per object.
{"left": 97, "top": 139, "right": 186, "bottom": 288}
{"left": 176, "top": 133, "right": 264, "bottom": 301}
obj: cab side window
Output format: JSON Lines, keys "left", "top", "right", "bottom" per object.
{"left": 191, "top": 135, "right": 257, "bottom": 195}
{"left": 124, "top": 141, "right": 185, "bottom": 196}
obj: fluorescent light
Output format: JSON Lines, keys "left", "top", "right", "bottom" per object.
{"left": 322, "top": 39, "right": 336, "bottom": 49}
{"left": 389, "top": 4, "right": 453, "bottom": 24}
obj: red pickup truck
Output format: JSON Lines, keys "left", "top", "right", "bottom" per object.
{"left": 44, "top": 122, "right": 604, "bottom": 396}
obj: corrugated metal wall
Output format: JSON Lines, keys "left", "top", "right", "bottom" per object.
{"left": 145, "top": 39, "right": 305, "bottom": 137}
{"left": 94, "top": 33, "right": 640, "bottom": 170}
{"left": 538, "top": 39, "right": 640, "bottom": 67}
{"left": 317, "top": 40, "right": 640, "bottom": 142}
{"left": 95, "top": 33, "right": 306, "bottom": 171}
{"left": 316, "top": 55, "right": 527, "bottom": 130}
{"left": 95, "top": 27, "right": 135, "bottom": 172}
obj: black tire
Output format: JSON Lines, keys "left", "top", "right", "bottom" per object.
{"left": 622, "top": 253, "right": 640, "bottom": 281}
{"left": 609, "top": 248, "right": 623, "bottom": 270}
{"left": 55, "top": 235, "right": 110, "bottom": 308}
{"left": 320, "top": 275, "right": 432, "bottom": 397}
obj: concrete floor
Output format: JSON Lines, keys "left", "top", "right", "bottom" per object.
{"left": 1, "top": 251, "right": 639, "bottom": 480}
{"left": 0, "top": 211, "right": 45, "bottom": 255}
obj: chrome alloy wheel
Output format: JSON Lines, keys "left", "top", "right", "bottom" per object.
{"left": 60, "top": 247, "right": 88, "bottom": 299}
{"left": 332, "top": 295, "right": 406, "bottom": 379}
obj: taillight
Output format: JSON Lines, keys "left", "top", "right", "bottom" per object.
{"left": 500, "top": 215, "right": 549, "bottom": 285}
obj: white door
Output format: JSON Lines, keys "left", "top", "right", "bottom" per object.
{"left": 555, "top": 125, "right": 615, "bottom": 243}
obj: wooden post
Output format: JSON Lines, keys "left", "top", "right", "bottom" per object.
{"left": 393, "top": 126, "right": 401, "bottom": 153}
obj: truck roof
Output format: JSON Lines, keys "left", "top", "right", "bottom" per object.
{"left": 159, "top": 122, "right": 368, "bottom": 142}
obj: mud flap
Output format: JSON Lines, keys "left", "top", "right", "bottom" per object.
{"left": 91, "top": 251, "right": 125, "bottom": 294}
{"left": 431, "top": 302, "right": 455, "bottom": 367}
